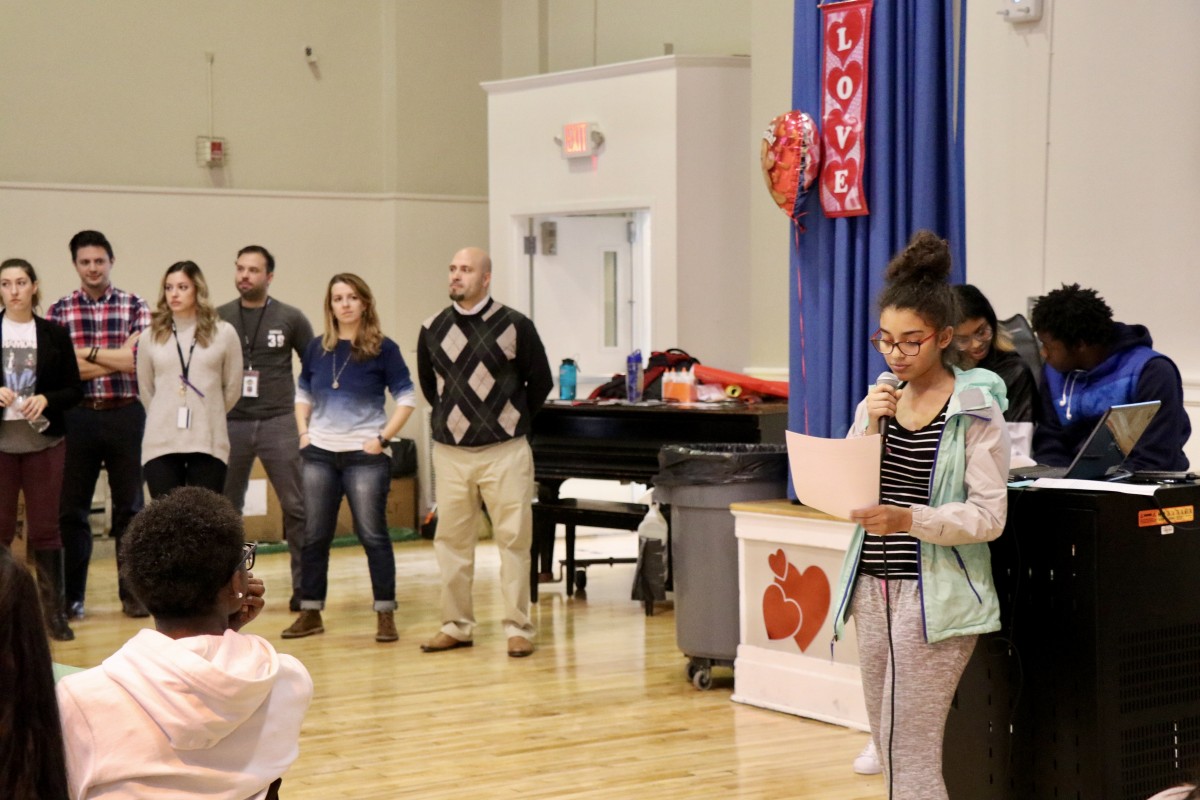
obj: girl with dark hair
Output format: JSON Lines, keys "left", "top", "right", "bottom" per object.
{"left": 282, "top": 273, "right": 416, "bottom": 644}
{"left": 0, "top": 548, "right": 71, "bottom": 799}
{"left": 137, "top": 261, "right": 242, "bottom": 498}
{"left": 832, "top": 231, "right": 1011, "bottom": 798}
{"left": 952, "top": 284, "right": 1039, "bottom": 459}
{"left": 56, "top": 487, "right": 311, "bottom": 798}
{"left": 0, "top": 257, "right": 83, "bottom": 641}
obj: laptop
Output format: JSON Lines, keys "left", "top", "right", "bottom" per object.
{"left": 1009, "top": 401, "right": 1161, "bottom": 481}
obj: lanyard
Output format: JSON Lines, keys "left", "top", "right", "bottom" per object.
{"left": 237, "top": 298, "right": 269, "bottom": 370}
{"left": 172, "top": 323, "right": 200, "bottom": 396}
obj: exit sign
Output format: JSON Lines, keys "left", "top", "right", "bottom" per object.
{"left": 561, "top": 122, "right": 600, "bottom": 158}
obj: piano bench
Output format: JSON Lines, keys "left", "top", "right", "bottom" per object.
{"left": 531, "top": 499, "right": 647, "bottom": 602}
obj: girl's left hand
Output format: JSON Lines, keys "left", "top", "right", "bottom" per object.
{"left": 363, "top": 437, "right": 384, "bottom": 455}
{"left": 849, "top": 504, "right": 913, "bottom": 535}
{"left": 18, "top": 394, "right": 48, "bottom": 421}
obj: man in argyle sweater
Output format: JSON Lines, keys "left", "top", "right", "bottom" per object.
{"left": 417, "top": 247, "right": 552, "bottom": 658}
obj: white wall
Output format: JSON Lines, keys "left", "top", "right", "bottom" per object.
{"left": 484, "top": 57, "right": 752, "bottom": 372}
{"left": 748, "top": 0, "right": 795, "bottom": 376}
{"left": 965, "top": 0, "right": 1200, "bottom": 467}
{"left": 0, "top": 0, "right": 499, "bottom": 196}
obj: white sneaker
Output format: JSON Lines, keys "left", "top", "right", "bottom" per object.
{"left": 853, "top": 739, "right": 883, "bottom": 775}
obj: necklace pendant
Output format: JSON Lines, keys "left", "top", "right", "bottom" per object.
{"left": 332, "top": 380, "right": 340, "bottom": 390}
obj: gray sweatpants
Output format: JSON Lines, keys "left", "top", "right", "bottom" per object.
{"left": 851, "top": 575, "right": 976, "bottom": 800}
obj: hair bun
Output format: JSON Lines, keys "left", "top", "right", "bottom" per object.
{"left": 884, "top": 229, "right": 951, "bottom": 285}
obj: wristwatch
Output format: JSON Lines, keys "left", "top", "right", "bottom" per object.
{"left": 377, "top": 434, "right": 389, "bottom": 449}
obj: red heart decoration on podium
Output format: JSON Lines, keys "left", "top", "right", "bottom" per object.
{"left": 783, "top": 565, "right": 831, "bottom": 652}
{"left": 762, "top": 582, "right": 803, "bottom": 640}
{"left": 768, "top": 548, "right": 789, "bottom": 579}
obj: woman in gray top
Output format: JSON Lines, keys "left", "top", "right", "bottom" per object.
{"left": 137, "top": 261, "right": 242, "bottom": 498}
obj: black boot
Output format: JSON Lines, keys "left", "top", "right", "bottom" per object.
{"left": 32, "top": 548, "right": 75, "bottom": 642}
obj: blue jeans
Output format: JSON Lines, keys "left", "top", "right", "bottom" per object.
{"left": 299, "top": 445, "right": 395, "bottom": 611}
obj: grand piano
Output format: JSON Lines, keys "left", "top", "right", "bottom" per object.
{"left": 531, "top": 399, "right": 788, "bottom": 487}
{"left": 529, "top": 399, "right": 789, "bottom": 577}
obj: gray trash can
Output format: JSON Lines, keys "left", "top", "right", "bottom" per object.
{"left": 654, "top": 443, "right": 788, "bottom": 690}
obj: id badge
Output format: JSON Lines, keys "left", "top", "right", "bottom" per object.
{"left": 177, "top": 406, "right": 192, "bottom": 429}
{"left": 242, "top": 370, "right": 261, "bottom": 398}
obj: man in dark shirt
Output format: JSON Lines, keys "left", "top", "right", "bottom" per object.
{"left": 218, "top": 245, "right": 314, "bottom": 611}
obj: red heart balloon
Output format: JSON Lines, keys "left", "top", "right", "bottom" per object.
{"left": 826, "top": 11, "right": 864, "bottom": 59}
{"left": 762, "top": 582, "right": 803, "bottom": 641}
{"left": 760, "top": 111, "right": 822, "bottom": 220}
{"left": 825, "top": 62, "right": 863, "bottom": 110}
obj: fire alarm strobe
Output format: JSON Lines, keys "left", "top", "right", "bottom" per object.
{"left": 196, "top": 136, "right": 227, "bottom": 168}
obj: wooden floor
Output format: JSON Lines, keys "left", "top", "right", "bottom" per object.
{"left": 51, "top": 534, "right": 886, "bottom": 800}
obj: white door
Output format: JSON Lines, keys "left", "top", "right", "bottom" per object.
{"left": 528, "top": 212, "right": 647, "bottom": 395}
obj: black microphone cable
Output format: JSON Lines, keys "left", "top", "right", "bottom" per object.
{"left": 875, "top": 371, "right": 900, "bottom": 800}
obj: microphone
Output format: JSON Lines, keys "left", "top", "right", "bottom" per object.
{"left": 875, "top": 371, "right": 901, "bottom": 447}
{"left": 875, "top": 371, "right": 900, "bottom": 505}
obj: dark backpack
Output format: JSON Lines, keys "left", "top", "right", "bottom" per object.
{"left": 588, "top": 349, "right": 700, "bottom": 401}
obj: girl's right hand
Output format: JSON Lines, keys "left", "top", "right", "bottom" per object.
{"left": 298, "top": 431, "right": 310, "bottom": 450}
{"left": 865, "top": 383, "right": 901, "bottom": 433}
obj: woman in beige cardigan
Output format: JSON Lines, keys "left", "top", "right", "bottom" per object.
{"left": 137, "top": 261, "right": 241, "bottom": 498}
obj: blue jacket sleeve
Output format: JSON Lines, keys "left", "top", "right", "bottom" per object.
{"left": 1031, "top": 367, "right": 1075, "bottom": 467}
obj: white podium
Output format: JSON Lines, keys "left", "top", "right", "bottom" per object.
{"left": 731, "top": 500, "right": 868, "bottom": 731}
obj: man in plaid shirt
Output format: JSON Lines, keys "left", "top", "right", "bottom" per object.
{"left": 47, "top": 230, "right": 151, "bottom": 619}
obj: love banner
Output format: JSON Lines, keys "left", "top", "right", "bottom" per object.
{"left": 820, "top": 0, "right": 873, "bottom": 217}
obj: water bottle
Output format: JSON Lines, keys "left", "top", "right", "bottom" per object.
{"left": 625, "top": 350, "right": 644, "bottom": 403}
{"left": 559, "top": 358, "right": 577, "bottom": 400}
{"left": 16, "top": 396, "right": 50, "bottom": 434}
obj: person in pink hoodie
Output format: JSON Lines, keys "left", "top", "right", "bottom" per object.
{"left": 56, "top": 487, "right": 313, "bottom": 800}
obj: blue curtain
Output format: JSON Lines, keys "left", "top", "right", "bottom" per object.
{"left": 788, "top": 0, "right": 966, "bottom": 452}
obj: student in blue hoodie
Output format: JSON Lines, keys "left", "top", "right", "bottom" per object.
{"left": 1031, "top": 283, "right": 1189, "bottom": 472}
{"left": 833, "top": 231, "right": 1011, "bottom": 799}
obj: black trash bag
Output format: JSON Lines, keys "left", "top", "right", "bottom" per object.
{"left": 631, "top": 535, "right": 668, "bottom": 605}
{"left": 654, "top": 443, "right": 788, "bottom": 487}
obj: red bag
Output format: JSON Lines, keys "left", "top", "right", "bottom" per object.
{"left": 589, "top": 349, "right": 700, "bottom": 400}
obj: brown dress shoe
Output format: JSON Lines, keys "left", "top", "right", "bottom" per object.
{"left": 507, "top": 636, "right": 534, "bottom": 658}
{"left": 375, "top": 611, "right": 399, "bottom": 643}
{"left": 281, "top": 609, "right": 324, "bottom": 639}
{"left": 420, "top": 631, "right": 472, "bottom": 652}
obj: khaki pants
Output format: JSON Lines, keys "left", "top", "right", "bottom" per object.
{"left": 432, "top": 436, "right": 535, "bottom": 640}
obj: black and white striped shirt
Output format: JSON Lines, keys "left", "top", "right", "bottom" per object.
{"left": 858, "top": 403, "right": 948, "bottom": 580}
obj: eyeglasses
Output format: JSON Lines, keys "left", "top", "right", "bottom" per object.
{"left": 869, "top": 330, "right": 937, "bottom": 356}
{"left": 240, "top": 542, "right": 257, "bottom": 572}
{"left": 953, "top": 324, "right": 994, "bottom": 350}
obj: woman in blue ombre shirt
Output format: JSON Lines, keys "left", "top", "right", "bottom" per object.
{"left": 282, "top": 273, "right": 415, "bottom": 645}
